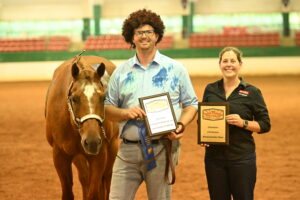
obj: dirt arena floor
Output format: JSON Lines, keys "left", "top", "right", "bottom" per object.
{"left": 0, "top": 75, "right": 300, "bottom": 200}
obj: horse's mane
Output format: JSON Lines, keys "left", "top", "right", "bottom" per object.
{"left": 72, "top": 50, "right": 94, "bottom": 72}
{"left": 73, "top": 56, "right": 91, "bottom": 71}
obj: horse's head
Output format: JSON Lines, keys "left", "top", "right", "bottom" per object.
{"left": 67, "top": 57, "right": 107, "bottom": 155}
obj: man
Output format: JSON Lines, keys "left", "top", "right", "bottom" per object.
{"left": 105, "top": 9, "right": 198, "bottom": 200}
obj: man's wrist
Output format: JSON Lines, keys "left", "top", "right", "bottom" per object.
{"left": 176, "top": 122, "right": 185, "bottom": 134}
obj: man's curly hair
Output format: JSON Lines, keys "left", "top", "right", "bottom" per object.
{"left": 122, "top": 9, "right": 165, "bottom": 48}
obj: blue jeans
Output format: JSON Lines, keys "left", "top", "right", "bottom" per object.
{"left": 205, "top": 153, "right": 256, "bottom": 200}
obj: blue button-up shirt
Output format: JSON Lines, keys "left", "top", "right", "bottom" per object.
{"left": 105, "top": 50, "right": 198, "bottom": 138}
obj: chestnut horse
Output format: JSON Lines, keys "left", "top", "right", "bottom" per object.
{"left": 45, "top": 54, "right": 118, "bottom": 200}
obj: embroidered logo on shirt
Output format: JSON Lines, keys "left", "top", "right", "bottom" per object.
{"left": 239, "top": 90, "right": 249, "bottom": 96}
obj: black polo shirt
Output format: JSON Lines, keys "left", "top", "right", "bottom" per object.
{"left": 202, "top": 78, "right": 271, "bottom": 160}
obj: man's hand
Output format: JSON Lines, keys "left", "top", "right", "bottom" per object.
{"left": 121, "top": 106, "right": 146, "bottom": 120}
{"left": 168, "top": 123, "right": 185, "bottom": 140}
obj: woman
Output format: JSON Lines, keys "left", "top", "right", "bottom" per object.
{"left": 202, "top": 47, "right": 271, "bottom": 200}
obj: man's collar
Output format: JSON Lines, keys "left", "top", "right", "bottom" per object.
{"left": 152, "top": 50, "right": 161, "bottom": 65}
{"left": 132, "top": 50, "right": 161, "bottom": 68}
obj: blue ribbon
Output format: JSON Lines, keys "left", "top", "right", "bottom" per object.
{"left": 123, "top": 119, "right": 156, "bottom": 171}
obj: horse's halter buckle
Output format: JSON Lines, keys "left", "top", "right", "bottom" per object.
{"left": 67, "top": 81, "right": 107, "bottom": 139}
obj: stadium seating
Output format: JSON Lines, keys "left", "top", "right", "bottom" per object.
{"left": 0, "top": 34, "right": 174, "bottom": 52}
{"left": 189, "top": 27, "right": 280, "bottom": 48}
{"left": 47, "top": 36, "right": 71, "bottom": 51}
{"left": 157, "top": 35, "right": 174, "bottom": 49}
{"left": 84, "top": 35, "right": 129, "bottom": 50}
{"left": 84, "top": 34, "right": 174, "bottom": 50}
{"left": 0, "top": 38, "right": 46, "bottom": 52}
{"left": 0, "top": 36, "right": 72, "bottom": 52}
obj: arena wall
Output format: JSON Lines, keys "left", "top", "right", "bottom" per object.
{"left": 1, "top": 0, "right": 300, "bottom": 21}
{"left": 1, "top": 57, "right": 299, "bottom": 82}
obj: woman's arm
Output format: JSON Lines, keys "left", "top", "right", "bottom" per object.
{"left": 225, "top": 114, "right": 261, "bottom": 132}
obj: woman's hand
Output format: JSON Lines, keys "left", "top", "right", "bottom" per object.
{"left": 200, "top": 143, "right": 210, "bottom": 147}
{"left": 225, "top": 114, "right": 243, "bottom": 128}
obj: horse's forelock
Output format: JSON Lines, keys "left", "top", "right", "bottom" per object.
{"left": 77, "top": 69, "right": 101, "bottom": 82}
{"left": 73, "top": 59, "right": 98, "bottom": 78}
{"left": 73, "top": 71, "right": 105, "bottom": 95}
{"left": 72, "top": 57, "right": 105, "bottom": 92}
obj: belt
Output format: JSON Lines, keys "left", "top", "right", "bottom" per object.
{"left": 123, "top": 138, "right": 160, "bottom": 145}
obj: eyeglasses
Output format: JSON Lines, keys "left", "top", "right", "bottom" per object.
{"left": 135, "top": 30, "right": 155, "bottom": 37}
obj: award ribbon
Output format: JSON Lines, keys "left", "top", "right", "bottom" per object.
{"left": 123, "top": 119, "right": 157, "bottom": 171}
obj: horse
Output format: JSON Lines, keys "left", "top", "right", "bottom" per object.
{"left": 45, "top": 53, "right": 118, "bottom": 200}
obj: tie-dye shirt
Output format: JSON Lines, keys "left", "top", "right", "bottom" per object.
{"left": 105, "top": 50, "right": 198, "bottom": 138}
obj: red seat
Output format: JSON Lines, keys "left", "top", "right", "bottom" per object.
{"left": 189, "top": 31, "right": 280, "bottom": 48}
{"left": 84, "top": 35, "right": 129, "bottom": 50}
{"left": 47, "top": 36, "right": 70, "bottom": 51}
{"left": 0, "top": 38, "right": 47, "bottom": 52}
{"left": 157, "top": 35, "right": 173, "bottom": 49}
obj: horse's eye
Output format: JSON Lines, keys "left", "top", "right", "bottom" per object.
{"left": 71, "top": 96, "right": 80, "bottom": 103}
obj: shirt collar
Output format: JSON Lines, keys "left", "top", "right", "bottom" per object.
{"left": 217, "top": 77, "right": 248, "bottom": 89}
{"left": 239, "top": 78, "right": 248, "bottom": 88}
{"left": 132, "top": 50, "right": 161, "bottom": 68}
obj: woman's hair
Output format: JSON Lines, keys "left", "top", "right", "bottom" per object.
{"left": 122, "top": 9, "right": 165, "bottom": 48}
{"left": 218, "top": 47, "right": 243, "bottom": 64}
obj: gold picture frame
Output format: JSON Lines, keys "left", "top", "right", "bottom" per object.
{"left": 198, "top": 102, "right": 229, "bottom": 145}
{"left": 139, "top": 93, "right": 177, "bottom": 137}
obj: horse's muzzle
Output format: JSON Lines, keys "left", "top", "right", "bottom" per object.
{"left": 81, "top": 135, "right": 102, "bottom": 155}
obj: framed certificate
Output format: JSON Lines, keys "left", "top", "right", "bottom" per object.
{"left": 139, "top": 93, "right": 177, "bottom": 137}
{"left": 198, "top": 102, "right": 229, "bottom": 145}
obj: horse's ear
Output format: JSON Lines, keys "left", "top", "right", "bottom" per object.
{"left": 72, "top": 63, "right": 79, "bottom": 78}
{"left": 96, "top": 63, "right": 105, "bottom": 78}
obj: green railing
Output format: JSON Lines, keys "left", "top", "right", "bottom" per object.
{"left": 1, "top": 47, "right": 300, "bottom": 62}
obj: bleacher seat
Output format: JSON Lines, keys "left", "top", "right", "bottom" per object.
{"left": 84, "top": 34, "right": 174, "bottom": 50}
{"left": 0, "top": 38, "right": 46, "bottom": 52}
{"left": 84, "top": 35, "right": 129, "bottom": 50}
{"left": 157, "top": 35, "right": 174, "bottom": 49}
{"left": 189, "top": 31, "right": 280, "bottom": 48}
{"left": 47, "top": 36, "right": 71, "bottom": 51}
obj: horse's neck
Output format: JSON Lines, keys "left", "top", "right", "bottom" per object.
{"left": 104, "top": 120, "right": 118, "bottom": 141}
